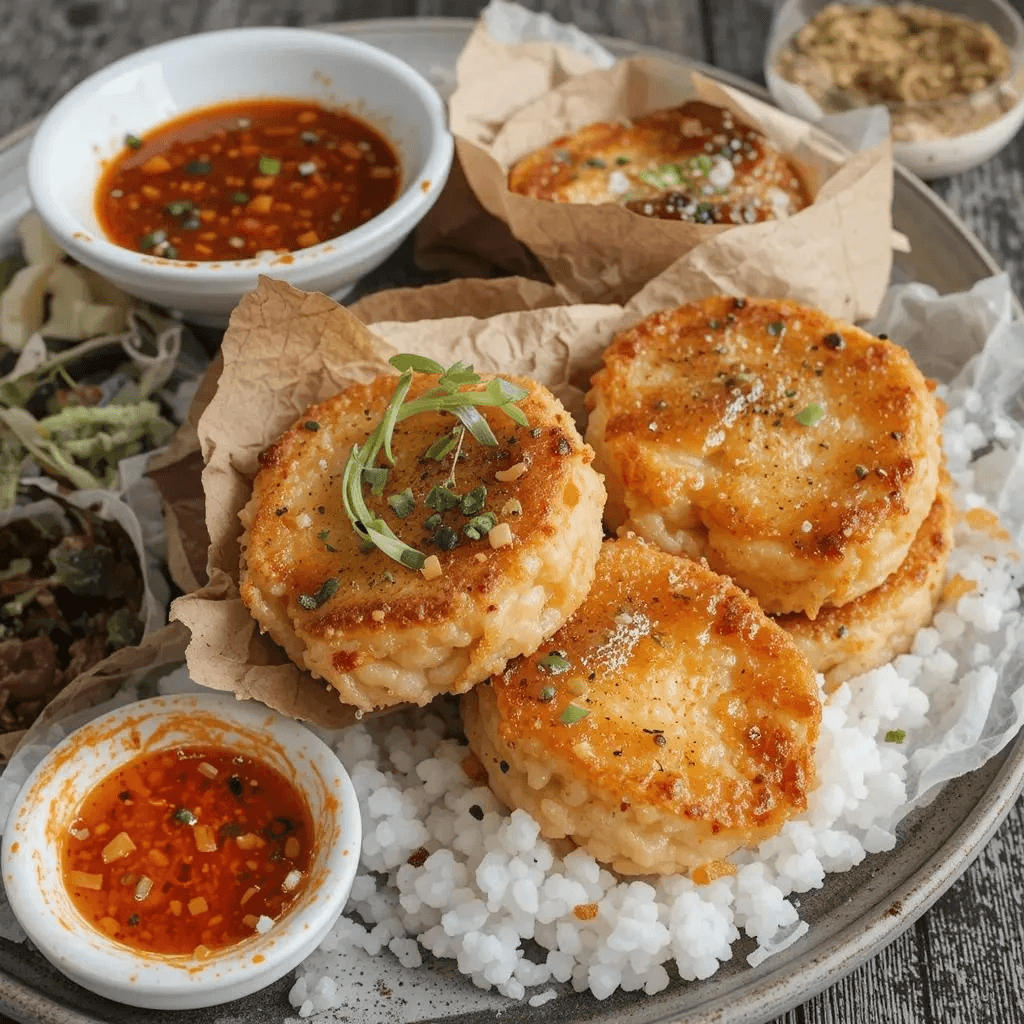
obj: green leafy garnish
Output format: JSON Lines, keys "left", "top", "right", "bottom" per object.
{"left": 425, "top": 485, "right": 460, "bottom": 512}
{"left": 388, "top": 489, "right": 415, "bottom": 519}
{"left": 297, "top": 577, "right": 339, "bottom": 610}
{"left": 232, "top": 191, "right": 250, "bottom": 204}
{"left": 885, "top": 729, "right": 906, "bottom": 743}
{"left": 362, "top": 467, "right": 389, "bottom": 496}
{"left": 795, "top": 403, "right": 825, "bottom": 427}
{"left": 125, "top": 133, "right": 143, "bottom": 149}
{"left": 561, "top": 704, "right": 589, "bottom": 725}
{"left": 463, "top": 512, "right": 497, "bottom": 541}
{"left": 767, "top": 321, "right": 786, "bottom": 337}
{"left": 538, "top": 651, "right": 572, "bottom": 675}
{"left": 341, "top": 357, "right": 530, "bottom": 571}
{"left": 259, "top": 156, "right": 281, "bottom": 175}
{"left": 639, "top": 163, "right": 682, "bottom": 189}
{"left": 460, "top": 485, "right": 487, "bottom": 516}
{"left": 174, "top": 808, "right": 198, "bottom": 826}
{"left": 165, "top": 199, "right": 193, "bottom": 217}
{"left": 539, "top": 686, "right": 556, "bottom": 702}
{"left": 185, "top": 160, "right": 211, "bottom": 174}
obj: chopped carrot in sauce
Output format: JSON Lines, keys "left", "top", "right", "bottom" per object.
{"left": 61, "top": 746, "right": 312, "bottom": 956}
{"left": 95, "top": 98, "right": 401, "bottom": 262}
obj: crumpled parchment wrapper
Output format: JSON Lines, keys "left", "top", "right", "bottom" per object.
{"left": 421, "top": 3, "right": 894, "bottom": 318}
{"left": 164, "top": 266, "right": 1024, "bottom": 814}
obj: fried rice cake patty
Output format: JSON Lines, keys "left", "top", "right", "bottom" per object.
{"left": 462, "top": 536, "right": 821, "bottom": 876}
{"left": 775, "top": 466, "right": 954, "bottom": 689}
{"left": 239, "top": 372, "right": 606, "bottom": 712}
{"left": 585, "top": 296, "right": 942, "bottom": 618}
{"left": 507, "top": 101, "right": 808, "bottom": 225}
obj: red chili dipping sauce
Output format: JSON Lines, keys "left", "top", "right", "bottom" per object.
{"left": 60, "top": 746, "right": 313, "bottom": 957}
{"left": 94, "top": 98, "right": 401, "bottom": 262}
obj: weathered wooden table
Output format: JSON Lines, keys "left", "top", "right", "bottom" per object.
{"left": 1, "top": 2, "right": 1023, "bottom": 1023}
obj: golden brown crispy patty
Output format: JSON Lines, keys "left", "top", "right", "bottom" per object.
{"left": 507, "top": 101, "right": 808, "bottom": 225}
{"left": 462, "top": 536, "right": 821, "bottom": 875}
{"left": 776, "top": 467, "right": 954, "bottom": 688}
{"left": 239, "top": 373, "right": 606, "bottom": 711}
{"left": 585, "top": 296, "right": 942, "bottom": 618}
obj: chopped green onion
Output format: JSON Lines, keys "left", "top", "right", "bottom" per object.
{"left": 341, "top": 356, "right": 531, "bottom": 570}
{"left": 795, "top": 403, "right": 825, "bottom": 427}
{"left": 304, "top": 420, "right": 319, "bottom": 431}
{"left": 161, "top": 244, "right": 179, "bottom": 260}
{"left": 460, "top": 485, "right": 487, "bottom": 516}
{"left": 139, "top": 229, "right": 167, "bottom": 250}
{"left": 185, "top": 160, "right": 211, "bottom": 174}
{"left": 885, "top": 729, "right": 906, "bottom": 743}
{"left": 585, "top": 157, "right": 606, "bottom": 169}
{"left": 259, "top": 155, "right": 281, "bottom": 175}
{"left": 165, "top": 199, "right": 193, "bottom": 216}
{"left": 693, "top": 153, "right": 714, "bottom": 174}
{"left": 539, "top": 686, "right": 556, "bottom": 702}
{"left": 561, "top": 704, "right": 589, "bottom": 724}
{"left": 362, "top": 467, "right": 388, "bottom": 496}
{"left": 297, "top": 577, "right": 339, "bottom": 610}
{"left": 538, "top": 651, "right": 572, "bottom": 675}
{"left": 615, "top": 155, "right": 630, "bottom": 165}
{"left": 463, "top": 512, "right": 498, "bottom": 541}
{"left": 174, "top": 808, "right": 197, "bottom": 826}
{"left": 232, "top": 191, "right": 249, "bottom": 204}
{"left": 640, "top": 163, "right": 683, "bottom": 188}
{"left": 125, "top": 133, "right": 143, "bottom": 149}
{"left": 425, "top": 485, "right": 460, "bottom": 512}
{"left": 767, "top": 321, "right": 786, "bottom": 337}
{"left": 388, "top": 489, "right": 416, "bottom": 519}
{"left": 431, "top": 525, "right": 460, "bottom": 550}
{"left": 855, "top": 464, "right": 869, "bottom": 479}
{"left": 424, "top": 431, "right": 459, "bottom": 461}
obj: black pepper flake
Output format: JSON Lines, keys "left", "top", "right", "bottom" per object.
{"left": 499, "top": 760, "right": 510, "bottom": 773}
{"left": 118, "top": 790, "right": 132, "bottom": 802}
{"left": 878, "top": 333, "right": 889, "bottom": 340}
{"left": 734, "top": 298, "right": 747, "bottom": 309}
{"left": 127, "top": 914, "right": 141, "bottom": 927}
{"left": 228, "top": 775, "right": 243, "bottom": 798}
{"left": 468, "top": 805, "right": 484, "bottom": 821}
{"left": 836, "top": 625, "right": 849, "bottom": 638}
{"left": 275, "top": 506, "right": 287, "bottom": 517}
{"left": 824, "top": 332, "right": 845, "bottom": 350}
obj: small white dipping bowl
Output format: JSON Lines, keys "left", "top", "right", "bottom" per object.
{"left": 27, "top": 27, "right": 453, "bottom": 323}
{"left": 1, "top": 692, "right": 361, "bottom": 1010}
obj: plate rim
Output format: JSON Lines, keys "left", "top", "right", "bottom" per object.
{"left": 0, "top": 15, "right": 1020, "bottom": 1024}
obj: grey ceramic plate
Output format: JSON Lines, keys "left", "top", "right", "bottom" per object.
{"left": 0, "top": 18, "right": 1021, "bottom": 1024}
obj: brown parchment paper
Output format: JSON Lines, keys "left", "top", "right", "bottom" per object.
{"left": 173, "top": 249, "right": 872, "bottom": 726}
{"left": 435, "top": 22, "right": 893, "bottom": 318}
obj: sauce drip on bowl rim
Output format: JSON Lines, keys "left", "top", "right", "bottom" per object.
{"left": 95, "top": 98, "right": 401, "bottom": 262}
{"left": 61, "top": 744, "right": 313, "bottom": 957}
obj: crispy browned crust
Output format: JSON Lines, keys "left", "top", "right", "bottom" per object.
{"left": 586, "top": 296, "right": 942, "bottom": 616}
{"left": 776, "top": 466, "right": 954, "bottom": 688}
{"left": 464, "top": 537, "right": 821, "bottom": 868}
{"left": 507, "top": 101, "right": 808, "bottom": 224}
{"left": 240, "top": 372, "right": 604, "bottom": 706}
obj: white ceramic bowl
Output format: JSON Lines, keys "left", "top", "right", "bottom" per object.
{"left": 765, "top": 0, "right": 1024, "bottom": 179}
{"left": 1, "top": 692, "right": 361, "bottom": 1010}
{"left": 27, "top": 27, "right": 453, "bottom": 323}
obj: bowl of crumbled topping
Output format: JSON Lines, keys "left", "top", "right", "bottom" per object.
{"left": 766, "top": 0, "right": 1024, "bottom": 178}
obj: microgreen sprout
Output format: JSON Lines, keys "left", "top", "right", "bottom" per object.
{"left": 342, "top": 355, "right": 529, "bottom": 570}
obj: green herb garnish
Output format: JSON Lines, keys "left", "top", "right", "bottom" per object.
{"left": 185, "top": 160, "right": 211, "bottom": 174}
{"left": 423, "top": 513, "right": 442, "bottom": 531}
{"left": 538, "top": 651, "right": 572, "bottom": 675}
{"left": 259, "top": 155, "right": 281, "bottom": 175}
{"left": 232, "top": 191, "right": 250, "bottom": 204}
{"left": 561, "top": 704, "right": 589, "bottom": 724}
{"left": 639, "top": 163, "right": 682, "bottom": 189}
{"left": 460, "top": 485, "right": 487, "bottom": 516}
{"left": 304, "top": 420, "right": 320, "bottom": 431}
{"left": 463, "top": 512, "right": 498, "bottom": 541}
{"left": 539, "top": 686, "right": 556, "bottom": 702}
{"left": 795, "top": 403, "right": 825, "bottom": 427}
{"left": 855, "top": 465, "right": 869, "bottom": 479}
{"left": 165, "top": 199, "right": 193, "bottom": 217}
{"left": 362, "top": 467, "right": 388, "bottom": 496}
{"left": 767, "top": 321, "right": 786, "bottom": 337}
{"left": 297, "top": 577, "right": 339, "bottom": 610}
{"left": 585, "top": 157, "right": 606, "bottom": 169}
{"left": 615, "top": 155, "right": 630, "bottom": 165}
{"left": 125, "top": 133, "right": 143, "bottom": 149}
{"left": 388, "top": 489, "right": 416, "bottom": 519}
{"left": 425, "top": 485, "right": 460, "bottom": 512}
{"left": 424, "top": 431, "right": 459, "bottom": 462}
{"left": 173, "top": 808, "right": 198, "bottom": 826}
{"left": 139, "top": 229, "right": 167, "bottom": 251}
{"left": 341, "top": 356, "right": 529, "bottom": 571}
{"left": 885, "top": 729, "right": 906, "bottom": 743}
{"left": 431, "top": 525, "right": 460, "bottom": 550}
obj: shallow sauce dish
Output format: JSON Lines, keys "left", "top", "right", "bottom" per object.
{"left": 1, "top": 692, "right": 361, "bottom": 1010}
{"left": 27, "top": 26, "right": 453, "bottom": 322}
{"left": 765, "top": 0, "right": 1024, "bottom": 178}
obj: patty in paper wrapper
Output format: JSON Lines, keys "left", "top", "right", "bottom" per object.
{"left": 462, "top": 535, "right": 821, "bottom": 876}
{"left": 239, "top": 371, "right": 606, "bottom": 711}
{"left": 585, "top": 296, "right": 942, "bottom": 618}
{"left": 508, "top": 101, "right": 809, "bottom": 226}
